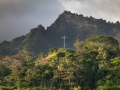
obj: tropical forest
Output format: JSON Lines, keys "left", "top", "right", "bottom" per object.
{"left": 0, "top": 36, "right": 120, "bottom": 90}
{"left": 0, "top": 11, "right": 120, "bottom": 90}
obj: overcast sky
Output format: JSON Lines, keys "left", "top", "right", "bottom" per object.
{"left": 0, "top": 0, "right": 120, "bottom": 42}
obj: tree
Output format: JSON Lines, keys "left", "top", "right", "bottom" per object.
{"left": 0, "top": 64, "right": 11, "bottom": 78}
{"left": 86, "top": 36, "right": 119, "bottom": 60}
{"left": 74, "top": 39, "right": 85, "bottom": 49}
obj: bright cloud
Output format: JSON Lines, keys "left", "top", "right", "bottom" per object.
{"left": 58, "top": 0, "right": 120, "bottom": 22}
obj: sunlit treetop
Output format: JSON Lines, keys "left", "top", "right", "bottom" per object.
{"left": 86, "top": 36, "right": 119, "bottom": 46}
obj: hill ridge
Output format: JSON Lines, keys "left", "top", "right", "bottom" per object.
{"left": 0, "top": 11, "right": 120, "bottom": 56}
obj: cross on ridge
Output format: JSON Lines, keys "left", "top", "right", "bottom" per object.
{"left": 61, "top": 35, "right": 67, "bottom": 48}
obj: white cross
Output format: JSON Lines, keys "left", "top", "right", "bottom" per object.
{"left": 61, "top": 35, "right": 67, "bottom": 48}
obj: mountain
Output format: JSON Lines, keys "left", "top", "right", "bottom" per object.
{"left": 0, "top": 11, "right": 120, "bottom": 56}
{"left": 0, "top": 25, "right": 51, "bottom": 56}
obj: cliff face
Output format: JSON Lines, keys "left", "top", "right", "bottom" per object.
{"left": 0, "top": 11, "right": 120, "bottom": 56}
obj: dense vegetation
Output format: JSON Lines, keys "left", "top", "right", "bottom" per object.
{"left": 1, "top": 11, "right": 120, "bottom": 56}
{"left": 0, "top": 36, "right": 120, "bottom": 90}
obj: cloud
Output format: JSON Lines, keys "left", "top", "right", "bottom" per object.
{"left": 58, "top": 0, "right": 120, "bottom": 22}
{"left": 0, "top": 0, "right": 63, "bottom": 42}
{"left": 0, "top": 0, "right": 39, "bottom": 17}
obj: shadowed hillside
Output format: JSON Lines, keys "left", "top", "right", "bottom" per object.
{"left": 0, "top": 11, "right": 120, "bottom": 56}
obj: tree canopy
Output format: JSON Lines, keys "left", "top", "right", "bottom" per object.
{"left": 0, "top": 36, "right": 120, "bottom": 90}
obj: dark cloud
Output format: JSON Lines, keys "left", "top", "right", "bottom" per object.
{"left": 0, "top": 0, "right": 38, "bottom": 17}
{"left": 0, "top": 0, "right": 64, "bottom": 42}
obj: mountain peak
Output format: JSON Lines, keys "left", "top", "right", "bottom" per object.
{"left": 37, "top": 24, "right": 45, "bottom": 30}
{"left": 62, "top": 10, "right": 72, "bottom": 14}
{"left": 30, "top": 24, "right": 45, "bottom": 33}
{"left": 1, "top": 11, "right": 120, "bottom": 56}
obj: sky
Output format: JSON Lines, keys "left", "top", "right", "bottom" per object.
{"left": 0, "top": 0, "right": 120, "bottom": 42}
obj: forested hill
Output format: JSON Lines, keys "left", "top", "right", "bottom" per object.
{"left": 0, "top": 11, "right": 120, "bottom": 56}
{"left": 0, "top": 36, "right": 120, "bottom": 90}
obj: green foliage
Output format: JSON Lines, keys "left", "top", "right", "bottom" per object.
{"left": 0, "top": 64, "right": 11, "bottom": 77}
{"left": 0, "top": 36, "right": 120, "bottom": 90}
{"left": 74, "top": 39, "right": 85, "bottom": 49}
{"left": 86, "top": 36, "right": 119, "bottom": 60}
